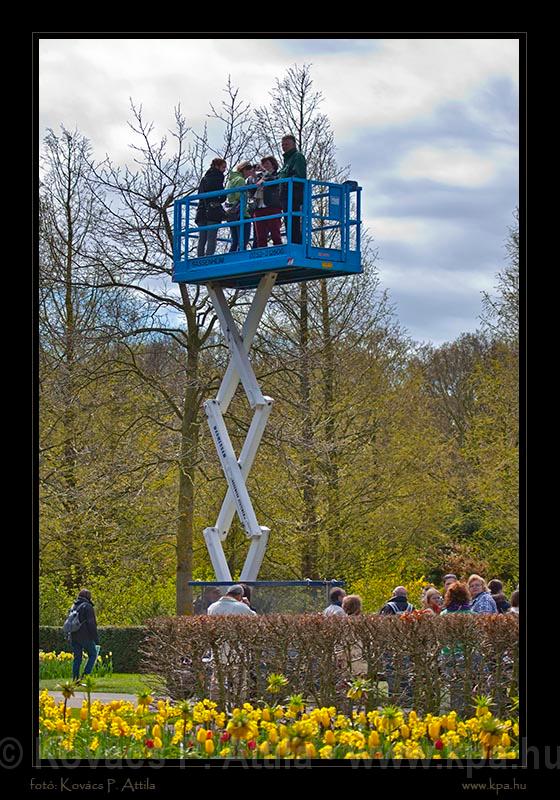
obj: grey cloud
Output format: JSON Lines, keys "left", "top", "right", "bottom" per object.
{"left": 277, "top": 38, "right": 380, "bottom": 55}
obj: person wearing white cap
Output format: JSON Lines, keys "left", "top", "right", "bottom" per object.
{"left": 225, "top": 162, "right": 254, "bottom": 252}
{"left": 207, "top": 585, "right": 257, "bottom": 616}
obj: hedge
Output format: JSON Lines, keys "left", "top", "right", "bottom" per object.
{"left": 142, "top": 612, "right": 519, "bottom": 716}
{"left": 39, "top": 627, "right": 147, "bottom": 674}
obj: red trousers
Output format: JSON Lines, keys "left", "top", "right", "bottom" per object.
{"left": 253, "top": 207, "right": 283, "bottom": 247}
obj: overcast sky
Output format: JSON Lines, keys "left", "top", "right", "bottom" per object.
{"left": 39, "top": 37, "right": 519, "bottom": 346}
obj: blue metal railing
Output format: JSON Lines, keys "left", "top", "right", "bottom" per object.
{"left": 173, "top": 177, "right": 309, "bottom": 264}
{"left": 173, "top": 177, "right": 362, "bottom": 282}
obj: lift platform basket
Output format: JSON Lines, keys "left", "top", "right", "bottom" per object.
{"left": 173, "top": 178, "right": 362, "bottom": 289}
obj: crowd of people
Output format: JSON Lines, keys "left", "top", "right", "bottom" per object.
{"left": 63, "top": 575, "right": 518, "bottom": 682}
{"left": 194, "top": 134, "right": 307, "bottom": 258}
{"left": 322, "top": 574, "right": 520, "bottom": 619}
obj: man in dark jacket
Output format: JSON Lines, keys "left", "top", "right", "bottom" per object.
{"left": 278, "top": 135, "right": 307, "bottom": 244}
{"left": 70, "top": 589, "right": 99, "bottom": 680}
{"left": 195, "top": 158, "right": 227, "bottom": 257}
{"left": 379, "top": 586, "right": 415, "bottom": 615}
{"left": 488, "top": 579, "right": 511, "bottom": 613}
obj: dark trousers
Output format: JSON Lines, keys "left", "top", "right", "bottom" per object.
{"left": 284, "top": 206, "right": 302, "bottom": 243}
{"left": 253, "top": 207, "right": 283, "bottom": 247}
{"left": 72, "top": 640, "right": 98, "bottom": 680}
{"left": 197, "top": 226, "right": 218, "bottom": 257}
{"left": 229, "top": 221, "right": 252, "bottom": 252}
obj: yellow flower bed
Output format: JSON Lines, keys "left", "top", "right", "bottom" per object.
{"left": 39, "top": 690, "right": 519, "bottom": 760}
{"left": 39, "top": 650, "right": 113, "bottom": 680}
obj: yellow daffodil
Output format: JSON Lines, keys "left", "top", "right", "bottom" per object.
{"left": 324, "top": 730, "right": 336, "bottom": 746}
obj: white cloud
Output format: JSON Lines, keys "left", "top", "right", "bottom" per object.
{"left": 396, "top": 143, "right": 517, "bottom": 188}
{"left": 397, "top": 146, "right": 494, "bottom": 188}
{"left": 367, "top": 216, "right": 432, "bottom": 245}
{"left": 380, "top": 262, "right": 495, "bottom": 296}
{"left": 314, "top": 38, "right": 519, "bottom": 137}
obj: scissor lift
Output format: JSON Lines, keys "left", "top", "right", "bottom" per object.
{"left": 173, "top": 177, "right": 362, "bottom": 581}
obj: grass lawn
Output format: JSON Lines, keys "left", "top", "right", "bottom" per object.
{"left": 39, "top": 673, "right": 162, "bottom": 695}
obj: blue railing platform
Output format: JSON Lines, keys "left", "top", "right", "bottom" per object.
{"left": 173, "top": 177, "right": 362, "bottom": 289}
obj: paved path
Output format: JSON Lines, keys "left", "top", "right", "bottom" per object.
{"left": 46, "top": 692, "right": 140, "bottom": 708}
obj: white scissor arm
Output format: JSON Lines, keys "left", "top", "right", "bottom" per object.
{"left": 202, "top": 274, "right": 277, "bottom": 582}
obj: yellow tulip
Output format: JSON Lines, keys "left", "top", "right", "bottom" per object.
{"left": 276, "top": 739, "right": 288, "bottom": 758}
{"left": 205, "top": 739, "right": 214, "bottom": 755}
{"left": 267, "top": 728, "right": 278, "bottom": 745}
{"left": 259, "top": 741, "right": 270, "bottom": 755}
{"left": 152, "top": 724, "right": 162, "bottom": 739}
{"left": 428, "top": 722, "right": 441, "bottom": 740}
{"left": 305, "top": 743, "right": 317, "bottom": 758}
{"left": 262, "top": 708, "right": 271, "bottom": 722}
{"left": 400, "top": 724, "right": 410, "bottom": 739}
{"left": 197, "top": 728, "right": 208, "bottom": 743}
{"left": 80, "top": 708, "right": 88, "bottom": 721}
{"left": 368, "top": 730, "right": 380, "bottom": 747}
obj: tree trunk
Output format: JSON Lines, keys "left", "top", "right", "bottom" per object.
{"left": 299, "top": 282, "right": 319, "bottom": 578}
{"left": 61, "top": 198, "right": 81, "bottom": 587}
{"left": 320, "top": 278, "right": 341, "bottom": 577}
{"left": 176, "top": 343, "right": 200, "bottom": 615}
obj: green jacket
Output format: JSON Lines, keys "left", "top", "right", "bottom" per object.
{"left": 278, "top": 148, "right": 307, "bottom": 180}
{"left": 226, "top": 171, "right": 251, "bottom": 217}
{"left": 278, "top": 148, "right": 307, "bottom": 208}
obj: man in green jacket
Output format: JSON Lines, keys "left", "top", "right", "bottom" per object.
{"left": 278, "top": 135, "right": 307, "bottom": 244}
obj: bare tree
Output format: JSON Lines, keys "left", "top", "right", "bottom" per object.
{"left": 481, "top": 207, "right": 519, "bottom": 347}
{"left": 39, "top": 127, "right": 108, "bottom": 585}
{"left": 85, "top": 94, "right": 259, "bottom": 612}
{"left": 253, "top": 64, "right": 389, "bottom": 578}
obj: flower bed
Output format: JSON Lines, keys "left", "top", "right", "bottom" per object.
{"left": 40, "top": 650, "right": 113, "bottom": 680}
{"left": 39, "top": 689, "right": 518, "bottom": 760}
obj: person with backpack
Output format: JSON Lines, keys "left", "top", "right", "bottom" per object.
{"left": 64, "top": 589, "right": 99, "bottom": 681}
{"left": 379, "top": 586, "right": 415, "bottom": 615}
{"left": 194, "top": 158, "right": 227, "bottom": 257}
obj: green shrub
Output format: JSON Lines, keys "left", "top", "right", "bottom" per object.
{"left": 38, "top": 627, "right": 147, "bottom": 673}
